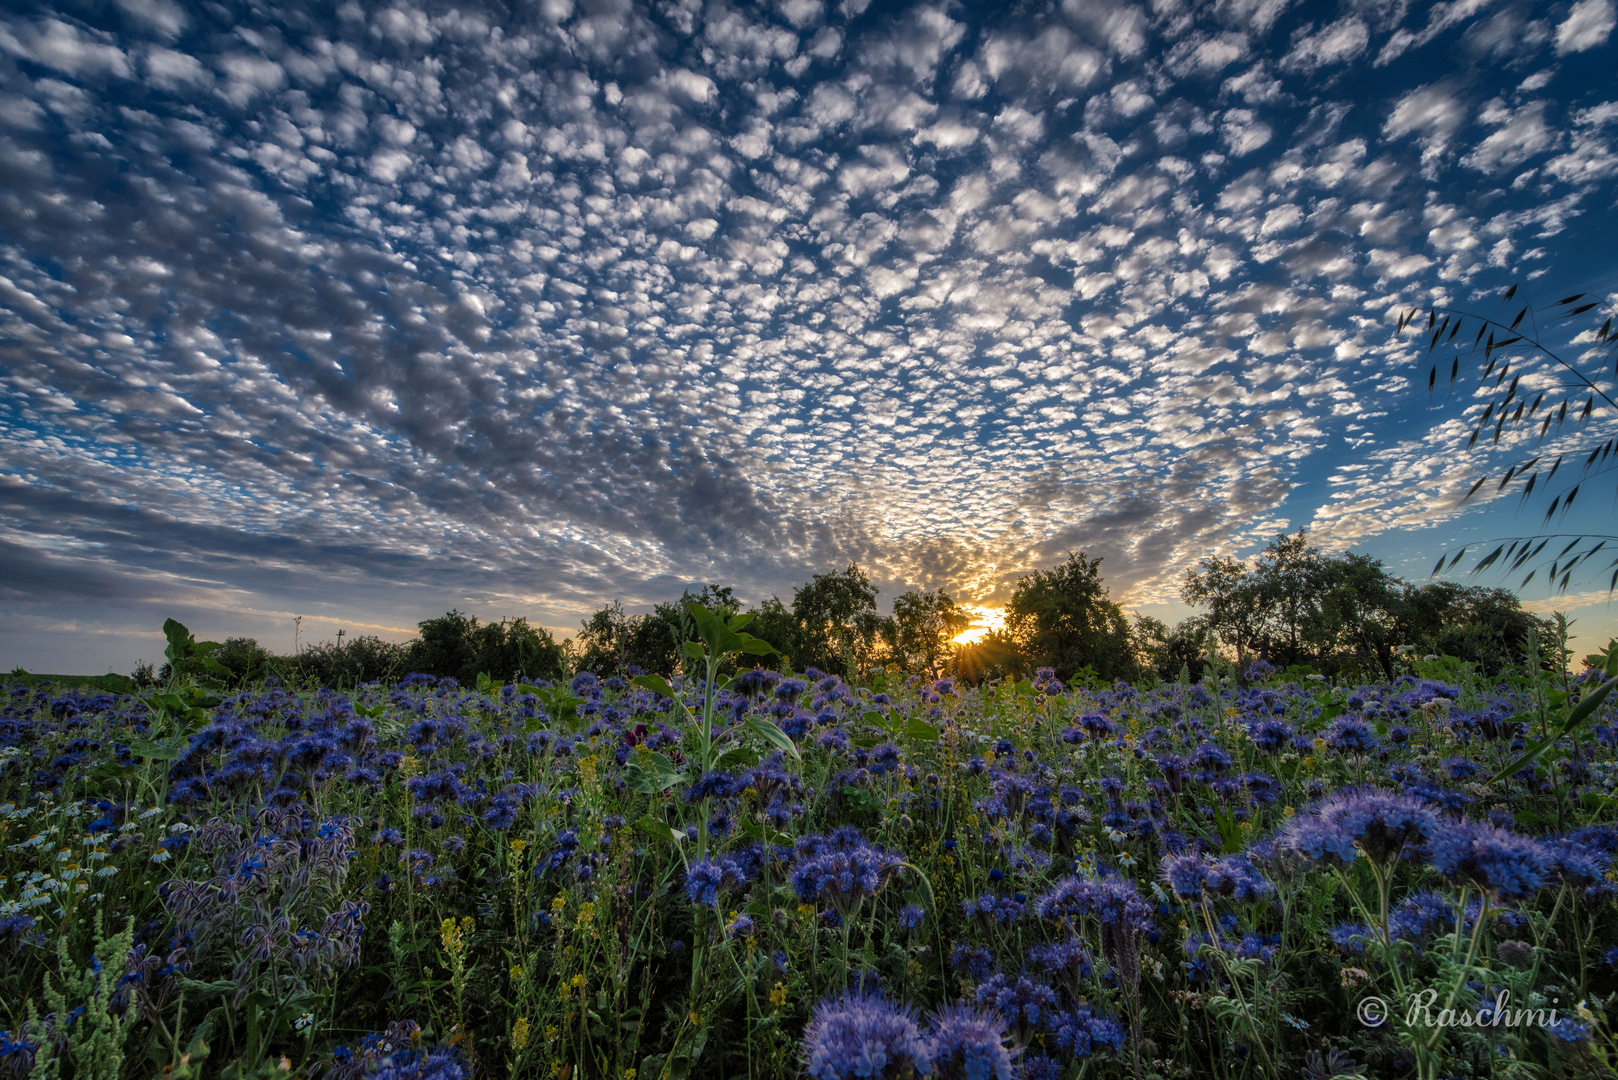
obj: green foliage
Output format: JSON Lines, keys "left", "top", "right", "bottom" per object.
{"left": 27, "top": 915, "right": 138, "bottom": 1080}
{"left": 790, "top": 563, "right": 882, "bottom": 678}
{"left": 1004, "top": 550, "right": 1133, "bottom": 682}
{"left": 884, "top": 590, "right": 971, "bottom": 674}
{"left": 403, "top": 610, "right": 565, "bottom": 685}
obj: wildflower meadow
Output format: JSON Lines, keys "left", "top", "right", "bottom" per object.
{"left": 4, "top": 607, "right": 1618, "bottom": 1080}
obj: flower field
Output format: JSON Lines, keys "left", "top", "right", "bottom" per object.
{"left": 4, "top": 615, "right": 1618, "bottom": 1080}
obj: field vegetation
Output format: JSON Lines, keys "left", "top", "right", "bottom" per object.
{"left": 4, "top": 554, "right": 1618, "bottom": 1079}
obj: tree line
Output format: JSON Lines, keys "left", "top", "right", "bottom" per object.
{"left": 160, "top": 529, "right": 1554, "bottom": 690}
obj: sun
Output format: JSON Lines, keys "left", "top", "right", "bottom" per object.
{"left": 951, "top": 605, "right": 1006, "bottom": 646}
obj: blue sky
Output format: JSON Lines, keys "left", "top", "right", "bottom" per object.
{"left": 1, "top": 0, "right": 1615, "bottom": 673}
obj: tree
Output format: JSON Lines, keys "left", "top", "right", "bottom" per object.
{"left": 1180, "top": 556, "right": 1262, "bottom": 665}
{"left": 1248, "top": 530, "right": 1329, "bottom": 666}
{"left": 1004, "top": 551, "right": 1133, "bottom": 682}
{"left": 404, "top": 610, "right": 565, "bottom": 684}
{"left": 575, "top": 601, "right": 639, "bottom": 677}
{"left": 744, "top": 596, "right": 798, "bottom": 671}
{"left": 406, "top": 610, "right": 478, "bottom": 682}
{"left": 791, "top": 563, "right": 881, "bottom": 678}
{"left": 885, "top": 590, "right": 972, "bottom": 673}
{"left": 1391, "top": 582, "right": 1550, "bottom": 675}
{"left": 1312, "top": 553, "right": 1403, "bottom": 677}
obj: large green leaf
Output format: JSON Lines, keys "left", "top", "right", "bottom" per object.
{"left": 744, "top": 715, "right": 801, "bottom": 760}
{"left": 904, "top": 718, "right": 940, "bottom": 742}
{"left": 631, "top": 674, "right": 677, "bottom": 699}
{"left": 633, "top": 814, "right": 686, "bottom": 846}
{"left": 624, "top": 750, "right": 688, "bottom": 793}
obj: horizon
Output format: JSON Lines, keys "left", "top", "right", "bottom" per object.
{"left": 1, "top": 0, "right": 1616, "bottom": 675}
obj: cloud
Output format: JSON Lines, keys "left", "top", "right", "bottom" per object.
{"left": 1280, "top": 17, "right": 1370, "bottom": 72}
{"left": 1554, "top": 0, "right": 1615, "bottom": 52}
{"left": 1461, "top": 100, "right": 1557, "bottom": 173}
{"left": 0, "top": 0, "right": 1612, "bottom": 674}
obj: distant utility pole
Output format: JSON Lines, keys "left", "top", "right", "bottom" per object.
{"left": 337, "top": 628, "right": 346, "bottom": 649}
{"left": 294, "top": 615, "right": 303, "bottom": 655}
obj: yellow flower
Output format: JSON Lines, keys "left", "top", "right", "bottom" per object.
{"left": 571, "top": 973, "right": 587, "bottom": 991}
{"left": 1282, "top": 806, "right": 1295, "bottom": 818}
{"left": 551, "top": 894, "right": 567, "bottom": 916}
{"left": 512, "top": 1017, "right": 530, "bottom": 1050}
{"left": 510, "top": 839, "right": 528, "bottom": 854}
{"left": 510, "top": 964, "right": 524, "bottom": 980}
{"left": 769, "top": 982, "right": 787, "bottom": 1008}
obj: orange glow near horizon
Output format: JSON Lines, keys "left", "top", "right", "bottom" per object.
{"left": 951, "top": 605, "right": 1006, "bottom": 646}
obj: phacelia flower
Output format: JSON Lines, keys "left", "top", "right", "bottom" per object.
{"left": 800, "top": 992, "right": 932, "bottom": 1080}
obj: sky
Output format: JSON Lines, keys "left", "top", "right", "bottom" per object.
{"left": 1, "top": 0, "right": 1615, "bottom": 674}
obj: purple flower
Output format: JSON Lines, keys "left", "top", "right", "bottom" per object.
{"left": 897, "top": 904, "right": 926, "bottom": 932}
{"left": 1027, "top": 938, "right": 1092, "bottom": 987}
{"left": 1427, "top": 820, "right": 1551, "bottom": 900}
{"left": 800, "top": 993, "right": 932, "bottom": 1080}
{"left": 973, "top": 975, "right": 1057, "bottom": 1043}
{"left": 685, "top": 858, "right": 750, "bottom": 907}
{"left": 1323, "top": 717, "right": 1377, "bottom": 755}
{"left": 1050, "top": 1005, "right": 1125, "bottom": 1057}
{"left": 791, "top": 831, "right": 906, "bottom": 916}
{"left": 1277, "top": 788, "right": 1438, "bottom": 867}
{"left": 928, "top": 1003, "right": 1017, "bottom": 1080}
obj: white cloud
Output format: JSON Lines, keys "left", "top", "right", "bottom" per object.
{"left": 1461, "top": 101, "right": 1557, "bottom": 173}
{"left": 1555, "top": 0, "right": 1615, "bottom": 53}
{"left": 1281, "top": 17, "right": 1370, "bottom": 72}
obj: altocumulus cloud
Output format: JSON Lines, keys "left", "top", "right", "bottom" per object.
{"left": 0, "top": 0, "right": 1614, "bottom": 668}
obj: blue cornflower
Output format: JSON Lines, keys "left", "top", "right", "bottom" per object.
{"left": 367, "top": 1045, "right": 470, "bottom": 1080}
{"left": 1330, "top": 923, "right": 1369, "bottom": 953}
{"left": 897, "top": 904, "right": 926, "bottom": 932}
{"left": 1079, "top": 712, "right": 1114, "bottom": 739}
{"left": 1019, "top": 1056, "right": 1061, "bottom": 1080}
{"left": 800, "top": 992, "right": 932, "bottom": 1080}
{"left": 685, "top": 771, "right": 744, "bottom": 802}
{"left": 1161, "top": 854, "right": 1208, "bottom": 898}
{"left": 1192, "top": 742, "right": 1232, "bottom": 774}
{"left": 791, "top": 831, "right": 905, "bottom": 916}
{"left": 928, "top": 1003, "right": 1017, "bottom": 1080}
{"left": 1248, "top": 718, "right": 1292, "bottom": 753}
{"left": 1427, "top": 820, "right": 1551, "bottom": 900}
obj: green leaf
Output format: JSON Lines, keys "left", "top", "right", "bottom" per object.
{"left": 1489, "top": 671, "right": 1618, "bottom": 783}
{"left": 128, "top": 738, "right": 180, "bottom": 761}
{"left": 738, "top": 637, "right": 777, "bottom": 656}
{"left": 632, "top": 674, "right": 677, "bottom": 699}
{"left": 740, "top": 818, "right": 794, "bottom": 848}
{"left": 633, "top": 815, "right": 685, "bottom": 846}
{"left": 727, "top": 611, "right": 757, "bottom": 632}
{"left": 624, "top": 750, "right": 688, "bottom": 794}
{"left": 744, "top": 715, "right": 801, "bottom": 760}
{"left": 904, "top": 718, "right": 940, "bottom": 742}
{"left": 715, "top": 745, "right": 759, "bottom": 772}
{"left": 683, "top": 641, "right": 706, "bottom": 661}
{"left": 163, "top": 618, "right": 194, "bottom": 665}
